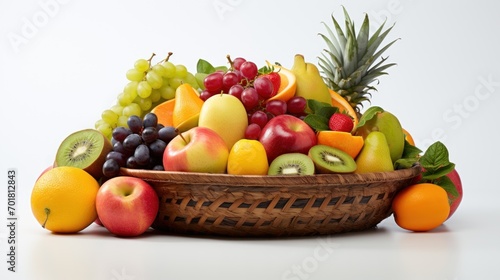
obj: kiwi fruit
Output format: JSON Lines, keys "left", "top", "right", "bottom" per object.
{"left": 268, "top": 153, "right": 315, "bottom": 175}
{"left": 55, "top": 129, "right": 112, "bottom": 179}
{"left": 308, "top": 145, "right": 356, "bottom": 174}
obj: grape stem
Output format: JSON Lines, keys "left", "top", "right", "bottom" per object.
{"left": 226, "top": 54, "right": 234, "bottom": 70}
{"left": 147, "top": 53, "right": 156, "bottom": 66}
{"left": 162, "top": 52, "right": 174, "bottom": 63}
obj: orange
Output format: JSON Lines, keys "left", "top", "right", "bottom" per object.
{"left": 392, "top": 183, "right": 450, "bottom": 232}
{"left": 329, "top": 89, "right": 358, "bottom": 131}
{"left": 227, "top": 139, "right": 269, "bottom": 175}
{"left": 31, "top": 166, "right": 100, "bottom": 233}
{"left": 265, "top": 62, "right": 297, "bottom": 103}
{"left": 151, "top": 98, "right": 175, "bottom": 127}
{"left": 317, "top": 131, "right": 364, "bottom": 159}
{"left": 402, "top": 128, "right": 415, "bottom": 146}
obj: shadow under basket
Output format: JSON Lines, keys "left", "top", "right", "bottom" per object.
{"left": 120, "top": 165, "right": 421, "bottom": 237}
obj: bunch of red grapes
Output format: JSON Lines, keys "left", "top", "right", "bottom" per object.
{"left": 201, "top": 57, "right": 307, "bottom": 140}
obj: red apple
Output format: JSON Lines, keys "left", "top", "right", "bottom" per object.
{"left": 96, "top": 176, "right": 159, "bottom": 237}
{"left": 259, "top": 114, "right": 317, "bottom": 163}
{"left": 446, "top": 168, "right": 463, "bottom": 220}
{"left": 36, "top": 165, "right": 54, "bottom": 182}
{"left": 94, "top": 216, "right": 104, "bottom": 227}
{"left": 163, "top": 127, "right": 229, "bottom": 173}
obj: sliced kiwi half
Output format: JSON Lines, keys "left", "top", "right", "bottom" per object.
{"left": 268, "top": 153, "right": 315, "bottom": 175}
{"left": 55, "top": 129, "right": 112, "bottom": 179}
{"left": 308, "top": 145, "right": 356, "bottom": 174}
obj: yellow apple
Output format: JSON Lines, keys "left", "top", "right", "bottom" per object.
{"left": 198, "top": 94, "right": 248, "bottom": 149}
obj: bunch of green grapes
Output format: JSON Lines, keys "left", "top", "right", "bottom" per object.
{"left": 95, "top": 53, "right": 199, "bottom": 139}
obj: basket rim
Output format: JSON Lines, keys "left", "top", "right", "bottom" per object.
{"left": 119, "top": 164, "right": 421, "bottom": 188}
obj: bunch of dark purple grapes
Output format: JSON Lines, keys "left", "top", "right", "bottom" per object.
{"left": 102, "top": 113, "right": 177, "bottom": 178}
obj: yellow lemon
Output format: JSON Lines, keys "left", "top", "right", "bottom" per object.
{"left": 31, "top": 166, "right": 99, "bottom": 233}
{"left": 227, "top": 139, "right": 269, "bottom": 175}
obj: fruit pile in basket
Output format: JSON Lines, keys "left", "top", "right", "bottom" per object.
{"left": 30, "top": 7, "right": 462, "bottom": 237}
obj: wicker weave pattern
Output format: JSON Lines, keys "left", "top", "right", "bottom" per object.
{"left": 121, "top": 165, "right": 421, "bottom": 237}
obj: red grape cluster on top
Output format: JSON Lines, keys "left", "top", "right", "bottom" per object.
{"left": 201, "top": 56, "right": 307, "bottom": 140}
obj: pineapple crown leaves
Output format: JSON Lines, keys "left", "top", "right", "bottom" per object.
{"left": 317, "top": 6, "right": 399, "bottom": 111}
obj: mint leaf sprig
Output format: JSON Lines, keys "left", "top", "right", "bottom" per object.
{"left": 418, "top": 141, "right": 458, "bottom": 197}
{"left": 396, "top": 141, "right": 459, "bottom": 197}
{"left": 303, "top": 99, "right": 355, "bottom": 131}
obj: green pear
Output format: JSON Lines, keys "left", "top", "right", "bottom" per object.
{"left": 355, "top": 107, "right": 405, "bottom": 163}
{"left": 355, "top": 131, "right": 394, "bottom": 174}
{"left": 290, "top": 54, "right": 332, "bottom": 107}
{"left": 198, "top": 94, "right": 248, "bottom": 150}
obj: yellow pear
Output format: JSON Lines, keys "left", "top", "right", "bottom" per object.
{"left": 172, "top": 84, "right": 204, "bottom": 132}
{"left": 198, "top": 94, "right": 248, "bottom": 150}
{"left": 290, "top": 54, "right": 333, "bottom": 107}
{"left": 355, "top": 131, "right": 394, "bottom": 174}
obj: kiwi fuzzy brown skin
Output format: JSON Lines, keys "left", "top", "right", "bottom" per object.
{"left": 308, "top": 145, "right": 356, "bottom": 174}
{"left": 54, "top": 129, "right": 112, "bottom": 179}
{"left": 267, "top": 153, "right": 315, "bottom": 175}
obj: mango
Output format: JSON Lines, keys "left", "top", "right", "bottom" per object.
{"left": 355, "top": 107, "right": 405, "bottom": 163}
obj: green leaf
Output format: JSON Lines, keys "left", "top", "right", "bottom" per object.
{"left": 401, "top": 140, "right": 422, "bottom": 159}
{"left": 316, "top": 106, "right": 338, "bottom": 120}
{"left": 196, "top": 59, "right": 216, "bottom": 74}
{"left": 307, "top": 99, "right": 332, "bottom": 114}
{"left": 355, "top": 106, "right": 384, "bottom": 128}
{"left": 394, "top": 158, "right": 419, "bottom": 170}
{"left": 394, "top": 141, "right": 422, "bottom": 170}
{"left": 422, "top": 163, "right": 455, "bottom": 180}
{"left": 419, "top": 141, "right": 451, "bottom": 171}
{"left": 303, "top": 114, "right": 330, "bottom": 131}
{"left": 435, "top": 175, "right": 459, "bottom": 198}
{"left": 258, "top": 65, "right": 275, "bottom": 74}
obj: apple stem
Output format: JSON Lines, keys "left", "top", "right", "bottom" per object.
{"left": 176, "top": 129, "right": 188, "bottom": 144}
{"left": 42, "top": 207, "right": 50, "bottom": 228}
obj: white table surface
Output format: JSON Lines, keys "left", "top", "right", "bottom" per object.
{"left": 7, "top": 197, "right": 499, "bottom": 280}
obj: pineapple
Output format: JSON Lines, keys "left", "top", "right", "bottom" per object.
{"left": 318, "top": 7, "right": 398, "bottom": 114}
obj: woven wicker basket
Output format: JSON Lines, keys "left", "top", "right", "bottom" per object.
{"left": 120, "top": 165, "right": 421, "bottom": 237}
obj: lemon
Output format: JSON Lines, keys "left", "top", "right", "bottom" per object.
{"left": 31, "top": 166, "right": 99, "bottom": 233}
{"left": 227, "top": 139, "right": 269, "bottom": 175}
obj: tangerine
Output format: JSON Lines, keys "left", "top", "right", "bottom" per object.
{"left": 316, "top": 131, "right": 364, "bottom": 159}
{"left": 392, "top": 183, "right": 450, "bottom": 232}
{"left": 151, "top": 98, "right": 175, "bottom": 127}
{"left": 265, "top": 62, "right": 297, "bottom": 103}
{"left": 402, "top": 128, "right": 415, "bottom": 146}
{"left": 31, "top": 166, "right": 100, "bottom": 233}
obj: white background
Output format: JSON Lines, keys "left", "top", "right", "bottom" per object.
{"left": 1, "top": 0, "right": 499, "bottom": 279}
